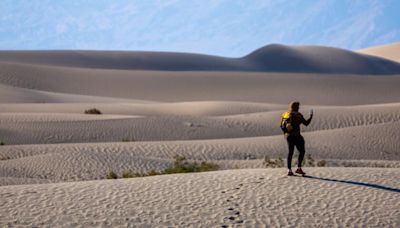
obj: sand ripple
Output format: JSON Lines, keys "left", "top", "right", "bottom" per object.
{"left": 0, "top": 168, "right": 398, "bottom": 227}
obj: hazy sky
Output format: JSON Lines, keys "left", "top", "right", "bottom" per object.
{"left": 0, "top": 0, "right": 399, "bottom": 57}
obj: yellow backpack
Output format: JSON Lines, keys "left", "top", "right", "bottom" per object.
{"left": 280, "top": 111, "right": 293, "bottom": 133}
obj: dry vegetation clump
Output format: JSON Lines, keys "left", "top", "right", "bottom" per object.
{"left": 262, "top": 154, "right": 327, "bottom": 168}
{"left": 0, "top": 142, "right": 5, "bottom": 146}
{"left": 106, "top": 156, "right": 219, "bottom": 179}
{"left": 163, "top": 155, "right": 219, "bottom": 174}
{"left": 84, "top": 108, "right": 102, "bottom": 115}
{"left": 106, "top": 171, "right": 118, "bottom": 179}
{"left": 262, "top": 156, "right": 284, "bottom": 168}
{"left": 147, "top": 169, "right": 160, "bottom": 176}
{"left": 317, "top": 160, "right": 327, "bottom": 167}
{"left": 306, "top": 154, "right": 315, "bottom": 166}
{"left": 122, "top": 170, "right": 144, "bottom": 178}
{"left": 122, "top": 138, "right": 135, "bottom": 142}
{"left": 304, "top": 154, "right": 327, "bottom": 167}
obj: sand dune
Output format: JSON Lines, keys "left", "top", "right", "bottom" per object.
{"left": 245, "top": 44, "right": 400, "bottom": 74}
{"left": 1, "top": 121, "right": 399, "bottom": 184}
{"left": 1, "top": 62, "right": 400, "bottom": 105}
{"left": 1, "top": 103, "right": 399, "bottom": 145}
{"left": 1, "top": 168, "right": 399, "bottom": 227}
{"left": 1, "top": 120, "right": 397, "bottom": 163}
{"left": 1, "top": 44, "right": 400, "bottom": 74}
{"left": 0, "top": 43, "right": 399, "bottom": 227}
{"left": 358, "top": 42, "right": 400, "bottom": 63}
{"left": 0, "top": 177, "right": 51, "bottom": 186}
{"left": 0, "top": 83, "right": 149, "bottom": 104}
{"left": 1, "top": 114, "right": 265, "bottom": 144}
{"left": 0, "top": 101, "right": 285, "bottom": 116}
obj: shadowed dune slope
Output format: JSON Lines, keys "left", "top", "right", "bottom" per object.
{"left": 1, "top": 44, "right": 400, "bottom": 74}
{"left": 244, "top": 44, "right": 400, "bottom": 74}
{"left": 1, "top": 62, "right": 400, "bottom": 105}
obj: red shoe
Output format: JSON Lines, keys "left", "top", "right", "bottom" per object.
{"left": 288, "top": 170, "right": 294, "bottom": 176}
{"left": 295, "top": 168, "right": 306, "bottom": 175}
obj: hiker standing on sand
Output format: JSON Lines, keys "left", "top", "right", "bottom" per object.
{"left": 280, "top": 101, "right": 313, "bottom": 176}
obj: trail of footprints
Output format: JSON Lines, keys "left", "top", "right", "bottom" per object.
{"left": 221, "top": 177, "right": 265, "bottom": 227}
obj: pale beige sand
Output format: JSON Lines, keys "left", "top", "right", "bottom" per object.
{"left": 1, "top": 120, "right": 400, "bottom": 183}
{"left": 0, "top": 83, "right": 148, "bottom": 104}
{"left": 0, "top": 102, "right": 399, "bottom": 145}
{"left": 358, "top": 42, "right": 400, "bottom": 63}
{"left": 1, "top": 168, "right": 399, "bottom": 227}
{"left": 0, "top": 177, "right": 51, "bottom": 186}
{"left": 0, "top": 101, "right": 285, "bottom": 115}
{"left": 1, "top": 81, "right": 400, "bottom": 186}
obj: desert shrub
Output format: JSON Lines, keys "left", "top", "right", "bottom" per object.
{"left": 122, "top": 170, "right": 143, "bottom": 178}
{"left": 371, "top": 162, "right": 386, "bottom": 168}
{"left": 277, "top": 157, "right": 284, "bottom": 167}
{"left": 317, "top": 160, "right": 327, "bottom": 167}
{"left": 0, "top": 142, "right": 5, "bottom": 146}
{"left": 163, "top": 161, "right": 219, "bottom": 174}
{"left": 122, "top": 138, "right": 135, "bottom": 142}
{"left": 84, "top": 108, "right": 102, "bottom": 115}
{"left": 197, "top": 161, "right": 220, "bottom": 172}
{"left": 262, "top": 156, "right": 272, "bottom": 167}
{"left": 263, "top": 156, "right": 284, "bottom": 168}
{"left": 147, "top": 169, "right": 161, "bottom": 176}
{"left": 173, "top": 155, "right": 186, "bottom": 165}
{"left": 108, "top": 156, "right": 219, "bottom": 180}
{"left": 162, "top": 156, "right": 219, "bottom": 174}
{"left": 106, "top": 171, "right": 118, "bottom": 179}
{"left": 306, "top": 154, "right": 315, "bottom": 167}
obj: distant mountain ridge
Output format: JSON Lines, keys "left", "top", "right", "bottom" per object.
{"left": 1, "top": 44, "right": 400, "bottom": 74}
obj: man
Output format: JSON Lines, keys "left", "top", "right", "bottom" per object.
{"left": 282, "top": 101, "right": 313, "bottom": 176}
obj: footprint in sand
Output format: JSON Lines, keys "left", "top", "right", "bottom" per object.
{"left": 222, "top": 178, "right": 265, "bottom": 225}
{"left": 221, "top": 183, "right": 247, "bottom": 226}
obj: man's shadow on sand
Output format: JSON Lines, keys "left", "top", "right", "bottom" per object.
{"left": 302, "top": 175, "right": 400, "bottom": 193}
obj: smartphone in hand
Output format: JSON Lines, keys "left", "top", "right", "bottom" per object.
{"left": 310, "top": 109, "right": 314, "bottom": 115}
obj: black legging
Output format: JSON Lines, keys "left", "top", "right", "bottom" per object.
{"left": 286, "top": 135, "right": 305, "bottom": 170}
